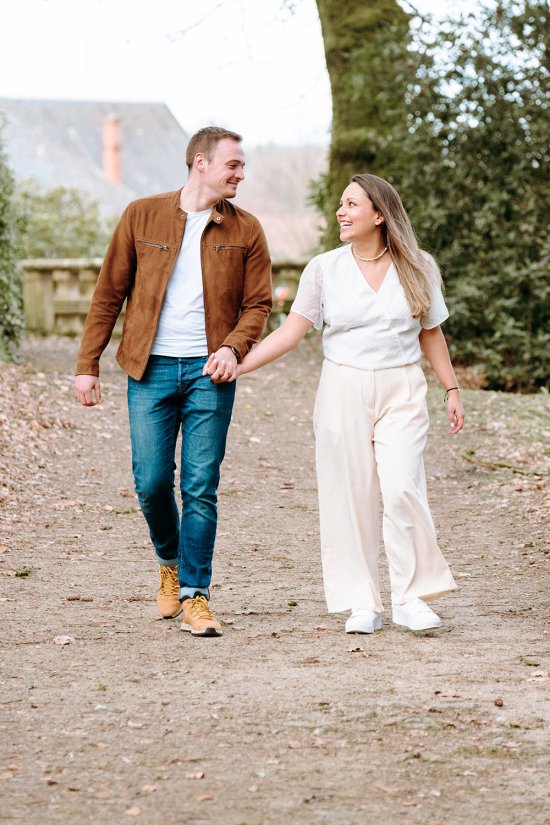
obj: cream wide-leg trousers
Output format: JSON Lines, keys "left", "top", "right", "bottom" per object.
{"left": 313, "top": 359, "right": 457, "bottom": 614}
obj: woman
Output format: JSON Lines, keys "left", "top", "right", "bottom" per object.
{"left": 204, "top": 174, "right": 464, "bottom": 634}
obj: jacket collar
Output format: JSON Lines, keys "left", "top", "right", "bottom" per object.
{"left": 174, "top": 188, "right": 225, "bottom": 224}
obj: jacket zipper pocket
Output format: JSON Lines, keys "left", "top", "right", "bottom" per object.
{"left": 212, "top": 245, "right": 246, "bottom": 251}
{"left": 138, "top": 239, "right": 170, "bottom": 250}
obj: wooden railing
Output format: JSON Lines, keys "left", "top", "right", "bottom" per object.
{"left": 21, "top": 258, "right": 306, "bottom": 337}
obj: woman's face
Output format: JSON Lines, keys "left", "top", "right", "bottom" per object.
{"left": 336, "top": 182, "right": 383, "bottom": 244}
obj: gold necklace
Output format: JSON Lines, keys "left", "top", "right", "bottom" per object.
{"left": 352, "top": 245, "right": 388, "bottom": 262}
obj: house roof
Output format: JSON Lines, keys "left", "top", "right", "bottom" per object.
{"left": 0, "top": 98, "right": 189, "bottom": 215}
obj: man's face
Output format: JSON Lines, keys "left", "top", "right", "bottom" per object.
{"left": 201, "top": 138, "right": 245, "bottom": 199}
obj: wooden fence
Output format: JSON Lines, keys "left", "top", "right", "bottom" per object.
{"left": 21, "top": 258, "right": 305, "bottom": 337}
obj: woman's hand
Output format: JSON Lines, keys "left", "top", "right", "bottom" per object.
{"left": 446, "top": 389, "right": 465, "bottom": 434}
{"left": 419, "top": 327, "right": 465, "bottom": 435}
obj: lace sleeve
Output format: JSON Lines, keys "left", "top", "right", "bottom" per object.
{"left": 290, "top": 258, "right": 324, "bottom": 330}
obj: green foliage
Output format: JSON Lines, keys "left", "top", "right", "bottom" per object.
{"left": 314, "top": 0, "right": 549, "bottom": 390}
{"left": 403, "top": 1, "right": 549, "bottom": 391}
{"left": 13, "top": 178, "right": 115, "bottom": 259}
{"left": 0, "top": 124, "right": 24, "bottom": 360}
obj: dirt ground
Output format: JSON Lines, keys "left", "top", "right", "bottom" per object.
{"left": 1, "top": 335, "right": 549, "bottom": 825}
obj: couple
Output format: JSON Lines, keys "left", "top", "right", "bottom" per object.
{"left": 75, "top": 126, "right": 464, "bottom": 639}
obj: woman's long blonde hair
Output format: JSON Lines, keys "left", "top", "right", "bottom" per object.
{"left": 351, "top": 174, "right": 439, "bottom": 318}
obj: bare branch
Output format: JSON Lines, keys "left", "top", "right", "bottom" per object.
{"left": 166, "top": 1, "right": 226, "bottom": 42}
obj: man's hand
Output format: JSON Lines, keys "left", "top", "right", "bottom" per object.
{"left": 75, "top": 374, "right": 102, "bottom": 406}
{"left": 202, "top": 346, "right": 238, "bottom": 383}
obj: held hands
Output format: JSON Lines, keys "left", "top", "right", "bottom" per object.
{"left": 202, "top": 346, "right": 239, "bottom": 383}
{"left": 74, "top": 374, "right": 102, "bottom": 406}
{"left": 446, "top": 389, "right": 465, "bottom": 435}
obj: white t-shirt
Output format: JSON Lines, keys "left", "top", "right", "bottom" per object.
{"left": 290, "top": 245, "right": 449, "bottom": 370}
{"left": 150, "top": 209, "right": 211, "bottom": 357}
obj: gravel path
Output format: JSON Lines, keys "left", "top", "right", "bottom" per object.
{"left": 1, "top": 336, "right": 548, "bottom": 825}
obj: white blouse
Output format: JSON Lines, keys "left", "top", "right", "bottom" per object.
{"left": 290, "top": 245, "right": 449, "bottom": 370}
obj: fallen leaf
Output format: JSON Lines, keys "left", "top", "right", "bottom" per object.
{"left": 195, "top": 794, "right": 213, "bottom": 801}
{"left": 185, "top": 771, "right": 205, "bottom": 780}
{"left": 125, "top": 807, "right": 141, "bottom": 816}
{"left": 141, "top": 784, "right": 156, "bottom": 793}
{"left": 348, "top": 645, "right": 365, "bottom": 653}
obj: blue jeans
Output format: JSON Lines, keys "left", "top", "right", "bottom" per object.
{"left": 127, "top": 356, "right": 236, "bottom": 599}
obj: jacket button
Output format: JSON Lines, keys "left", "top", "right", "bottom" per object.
{"left": 215, "top": 217, "right": 221, "bottom": 221}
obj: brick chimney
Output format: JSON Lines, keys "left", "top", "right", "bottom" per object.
{"left": 102, "top": 114, "right": 122, "bottom": 182}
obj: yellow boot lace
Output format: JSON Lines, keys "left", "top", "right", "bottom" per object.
{"left": 186, "top": 595, "right": 214, "bottom": 620}
{"left": 159, "top": 565, "right": 179, "bottom": 597}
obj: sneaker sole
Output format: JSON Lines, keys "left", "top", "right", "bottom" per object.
{"left": 345, "top": 628, "right": 381, "bottom": 634}
{"left": 345, "top": 617, "right": 382, "bottom": 634}
{"left": 181, "top": 623, "right": 223, "bottom": 637}
{"left": 392, "top": 618, "right": 442, "bottom": 631}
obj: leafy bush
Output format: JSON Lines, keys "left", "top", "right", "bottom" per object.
{"left": 13, "top": 178, "right": 115, "bottom": 259}
{"left": 0, "top": 124, "right": 24, "bottom": 360}
{"left": 402, "top": 1, "right": 550, "bottom": 391}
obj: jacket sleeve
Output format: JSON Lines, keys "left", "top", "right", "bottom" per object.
{"left": 75, "top": 205, "right": 137, "bottom": 376}
{"left": 221, "top": 218, "right": 272, "bottom": 360}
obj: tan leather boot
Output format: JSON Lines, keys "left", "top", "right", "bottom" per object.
{"left": 181, "top": 595, "right": 222, "bottom": 637}
{"left": 157, "top": 566, "right": 182, "bottom": 618}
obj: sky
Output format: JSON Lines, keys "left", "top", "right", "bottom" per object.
{"left": 0, "top": 0, "right": 476, "bottom": 147}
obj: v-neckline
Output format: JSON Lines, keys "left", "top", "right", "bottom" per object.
{"left": 350, "top": 247, "right": 395, "bottom": 294}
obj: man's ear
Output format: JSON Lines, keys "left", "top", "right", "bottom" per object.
{"left": 194, "top": 152, "right": 206, "bottom": 170}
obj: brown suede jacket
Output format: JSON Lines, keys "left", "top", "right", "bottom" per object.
{"left": 75, "top": 189, "right": 272, "bottom": 380}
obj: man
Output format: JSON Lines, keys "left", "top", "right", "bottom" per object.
{"left": 74, "top": 126, "right": 272, "bottom": 637}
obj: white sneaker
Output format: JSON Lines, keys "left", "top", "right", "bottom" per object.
{"left": 345, "top": 609, "right": 382, "bottom": 634}
{"left": 392, "top": 598, "right": 442, "bottom": 631}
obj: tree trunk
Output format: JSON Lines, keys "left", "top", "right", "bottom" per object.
{"left": 315, "top": 0, "right": 411, "bottom": 248}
